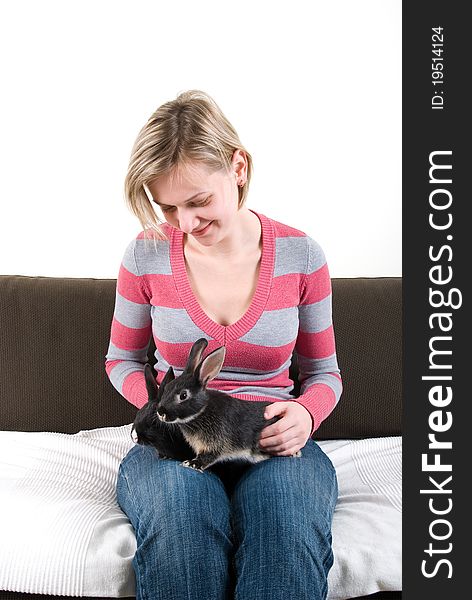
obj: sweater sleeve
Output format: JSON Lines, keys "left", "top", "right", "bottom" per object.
{"left": 104, "top": 238, "right": 153, "bottom": 409}
{"left": 294, "top": 237, "right": 343, "bottom": 436}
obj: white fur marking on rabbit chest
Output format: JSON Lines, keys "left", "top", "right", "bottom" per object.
{"left": 182, "top": 431, "right": 218, "bottom": 455}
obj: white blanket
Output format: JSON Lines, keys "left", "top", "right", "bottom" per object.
{"left": 319, "top": 437, "right": 402, "bottom": 599}
{"left": 0, "top": 425, "right": 401, "bottom": 598}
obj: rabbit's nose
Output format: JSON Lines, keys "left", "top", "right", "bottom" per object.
{"left": 157, "top": 412, "right": 167, "bottom": 422}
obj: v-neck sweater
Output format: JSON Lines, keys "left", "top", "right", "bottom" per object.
{"left": 105, "top": 209, "right": 342, "bottom": 436}
{"left": 171, "top": 211, "right": 275, "bottom": 343}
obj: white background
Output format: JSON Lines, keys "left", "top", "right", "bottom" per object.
{"left": 0, "top": 0, "right": 401, "bottom": 278}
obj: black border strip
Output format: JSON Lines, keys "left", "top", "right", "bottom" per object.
{"left": 403, "top": 1, "right": 467, "bottom": 597}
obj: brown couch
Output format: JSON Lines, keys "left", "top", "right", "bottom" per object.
{"left": 0, "top": 275, "right": 402, "bottom": 600}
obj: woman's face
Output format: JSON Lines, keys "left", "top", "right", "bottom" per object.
{"left": 147, "top": 155, "right": 244, "bottom": 247}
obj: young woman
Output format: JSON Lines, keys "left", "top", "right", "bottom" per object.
{"left": 106, "top": 90, "right": 342, "bottom": 600}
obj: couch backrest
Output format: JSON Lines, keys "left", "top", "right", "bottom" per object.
{"left": 0, "top": 275, "right": 401, "bottom": 439}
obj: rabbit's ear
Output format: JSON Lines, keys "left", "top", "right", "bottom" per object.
{"left": 158, "top": 366, "right": 175, "bottom": 400}
{"left": 144, "top": 363, "right": 159, "bottom": 403}
{"left": 144, "top": 363, "right": 175, "bottom": 403}
{"left": 184, "top": 338, "right": 209, "bottom": 375}
{"left": 196, "top": 346, "right": 226, "bottom": 387}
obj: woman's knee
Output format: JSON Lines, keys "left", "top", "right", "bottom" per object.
{"left": 231, "top": 443, "right": 338, "bottom": 529}
{"left": 117, "top": 444, "right": 232, "bottom": 531}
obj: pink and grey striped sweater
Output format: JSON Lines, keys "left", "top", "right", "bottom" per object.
{"left": 105, "top": 209, "right": 342, "bottom": 436}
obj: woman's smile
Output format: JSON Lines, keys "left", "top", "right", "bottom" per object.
{"left": 192, "top": 221, "right": 213, "bottom": 236}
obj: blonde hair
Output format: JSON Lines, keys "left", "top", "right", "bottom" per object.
{"left": 124, "top": 90, "right": 253, "bottom": 241}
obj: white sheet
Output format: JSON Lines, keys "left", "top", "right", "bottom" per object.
{"left": 319, "top": 436, "right": 402, "bottom": 599}
{"left": 0, "top": 425, "right": 401, "bottom": 598}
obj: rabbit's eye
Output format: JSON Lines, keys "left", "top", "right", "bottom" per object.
{"left": 179, "top": 391, "right": 188, "bottom": 401}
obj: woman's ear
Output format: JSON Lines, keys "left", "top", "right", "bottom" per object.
{"left": 231, "top": 149, "right": 247, "bottom": 182}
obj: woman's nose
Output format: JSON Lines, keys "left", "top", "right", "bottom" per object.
{"left": 176, "top": 207, "right": 198, "bottom": 233}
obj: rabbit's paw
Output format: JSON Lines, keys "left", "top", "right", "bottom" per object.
{"left": 181, "top": 459, "right": 205, "bottom": 473}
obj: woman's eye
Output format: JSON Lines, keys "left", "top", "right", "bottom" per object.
{"left": 160, "top": 197, "right": 211, "bottom": 213}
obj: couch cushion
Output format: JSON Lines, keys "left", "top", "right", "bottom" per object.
{"left": 0, "top": 425, "right": 401, "bottom": 598}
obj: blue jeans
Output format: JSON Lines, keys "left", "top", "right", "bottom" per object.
{"left": 116, "top": 437, "right": 338, "bottom": 600}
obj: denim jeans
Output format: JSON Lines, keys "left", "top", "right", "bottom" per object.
{"left": 116, "top": 437, "right": 338, "bottom": 600}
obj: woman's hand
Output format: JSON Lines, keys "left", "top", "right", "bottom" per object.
{"left": 258, "top": 402, "right": 313, "bottom": 456}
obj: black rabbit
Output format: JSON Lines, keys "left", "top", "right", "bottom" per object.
{"left": 132, "top": 337, "right": 301, "bottom": 472}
